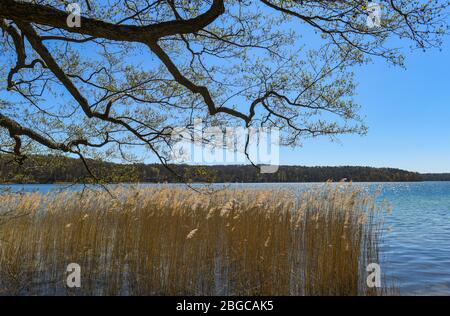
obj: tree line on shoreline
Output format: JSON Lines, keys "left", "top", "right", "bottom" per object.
{"left": 0, "top": 155, "right": 443, "bottom": 184}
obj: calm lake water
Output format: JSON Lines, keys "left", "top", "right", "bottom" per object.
{"left": 1, "top": 181, "right": 450, "bottom": 295}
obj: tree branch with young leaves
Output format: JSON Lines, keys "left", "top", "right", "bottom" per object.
{"left": 0, "top": 0, "right": 448, "bottom": 179}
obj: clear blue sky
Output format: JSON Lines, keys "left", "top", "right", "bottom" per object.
{"left": 280, "top": 39, "right": 450, "bottom": 173}
{"left": 138, "top": 24, "right": 450, "bottom": 173}
{"left": 5, "top": 2, "right": 450, "bottom": 173}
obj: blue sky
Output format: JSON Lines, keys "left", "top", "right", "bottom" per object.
{"left": 280, "top": 39, "right": 450, "bottom": 173}
{"left": 139, "top": 11, "right": 450, "bottom": 173}
{"left": 4, "top": 2, "right": 450, "bottom": 173}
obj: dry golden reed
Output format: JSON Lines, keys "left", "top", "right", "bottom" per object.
{"left": 0, "top": 183, "right": 390, "bottom": 295}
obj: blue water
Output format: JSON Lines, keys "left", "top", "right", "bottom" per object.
{"left": 1, "top": 181, "right": 450, "bottom": 295}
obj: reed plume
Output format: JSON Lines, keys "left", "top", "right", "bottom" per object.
{"left": 0, "top": 183, "right": 391, "bottom": 295}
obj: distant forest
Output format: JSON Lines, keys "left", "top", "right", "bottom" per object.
{"left": 0, "top": 155, "right": 441, "bottom": 184}
{"left": 421, "top": 174, "right": 450, "bottom": 181}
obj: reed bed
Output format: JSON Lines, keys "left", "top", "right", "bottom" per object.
{"left": 0, "top": 184, "right": 390, "bottom": 295}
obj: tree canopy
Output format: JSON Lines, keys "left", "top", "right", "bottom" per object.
{"left": 0, "top": 0, "right": 449, "bottom": 178}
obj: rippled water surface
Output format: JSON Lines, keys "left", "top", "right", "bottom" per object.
{"left": 2, "top": 181, "right": 450, "bottom": 295}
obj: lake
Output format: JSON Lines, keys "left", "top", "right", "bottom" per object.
{"left": 1, "top": 181, "right": 450, "bottom": 295}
